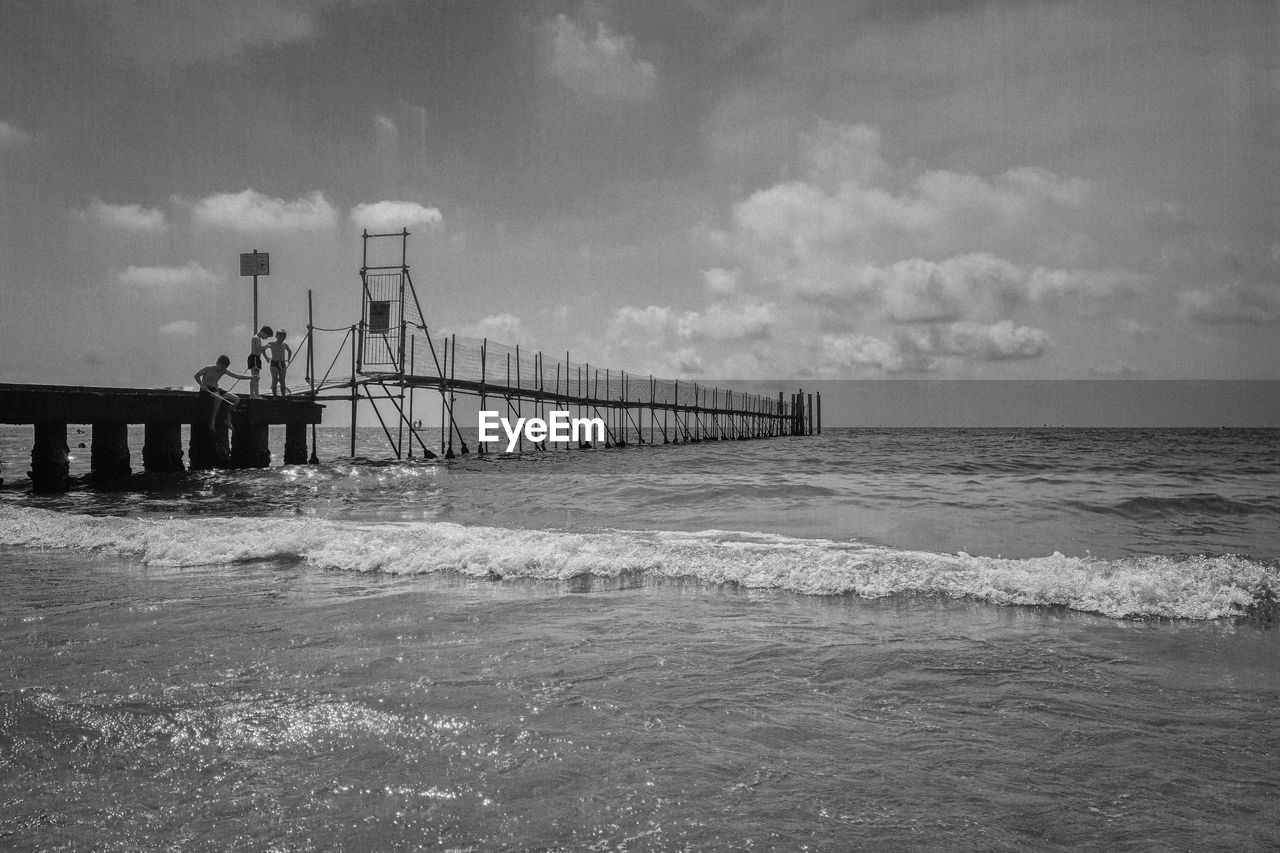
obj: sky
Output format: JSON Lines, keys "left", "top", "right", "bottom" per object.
{"left": 1, "top": 1, "right": 1278, "bottom": 422}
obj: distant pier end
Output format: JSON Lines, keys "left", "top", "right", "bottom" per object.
{"left": 0, "top": 383, "right": 324, "bottom": 492}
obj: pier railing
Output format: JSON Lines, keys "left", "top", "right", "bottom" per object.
{"left": 299, "top": 228, "right": 819, "bottom": 459}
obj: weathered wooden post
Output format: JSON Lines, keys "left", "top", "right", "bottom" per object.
{"left": 190, "top": 401, "right": 232, "bottom": 469}
{"left": 30, "top": 422, "right": 70, "bottom": 493}
{"left": 230, "top": 411, "right": 271, "bottom": 468}
{"left": 188, "top": 422, "right": 217, "bottom": 470}
{"left": 284, "top": 421, "right": 308, "bottom": 465}
{"left": 90, "top": 422, "right": 131, "bottom": 485}
{"left": 143, "top": 423, "right": 184, "bottom": 472}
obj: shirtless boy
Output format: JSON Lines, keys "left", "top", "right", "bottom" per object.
{"left": 248, "top": 326, "right": 272, "bottom": 399}
{"left": 264, "top": 329, "right": 293, "bottom": 397}
{"left": 194, "top": 355, "right": 251, "bottom": 430}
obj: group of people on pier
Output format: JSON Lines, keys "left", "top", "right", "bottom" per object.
{"left": 193, "top": 326, "right": 294, "bottom": 429}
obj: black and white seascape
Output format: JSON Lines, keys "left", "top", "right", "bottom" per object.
{"left": 3, "top": 2, "right": 1279, "bottom": 851}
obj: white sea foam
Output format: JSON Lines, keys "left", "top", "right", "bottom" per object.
{"left": 1, "top": 504, "right": 1274, "bottom": 620}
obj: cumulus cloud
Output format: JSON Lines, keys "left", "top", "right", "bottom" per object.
{"left": 942, "top": 320, "right": 1051, "bottom": 360}
{"left": 160, "top": 320, "right": 199, "bottom": 337}
{"left": 350, "top": 200, "right": 443, "bottom": 231}
{"left": 457, "top": 313, "right": 527, "bottom": 344}
{"left": 685, "top": 121, "right": 1167, "bottom": 375}
{"left": 115, "top": 262, "right": 219, "bottom": 295}
{"left": 1180, "top": 283, "right": 1280, "bottom": 324}
{"left": 720, "top": 131, "right": 1098, "bottom": 279}
{"left": 876, "top": 254, "right": 1024, "bottom": 323}
{"left": 820, "top": 333, "right": 913, "bottom": 373}
{"left": 188, "top": 189, "right": 338, "bottom": 232}
{"left": 608, "top": 302, "right": 776, "bottom": 347}
{"left": 546, "top": 15, "right": 656, "bottom": 104}
{"left": 0, "top": 119, "right": 35, "bottom": 147}
{"left": 821, "top": 320, "right": 1050, "bottom": 374}
{"left": 72, "top": 198, "right": 168, "bottom": 232}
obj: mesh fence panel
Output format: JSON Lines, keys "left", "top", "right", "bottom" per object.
{"left": 394, "top": 329, "right": 782, "bottom": 413}
{"left": 351, "top": 265, "right": 786, "bottom": 415}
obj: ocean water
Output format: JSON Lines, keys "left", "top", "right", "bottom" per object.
{"left": 1, "top": 426, "right": 1278, "bottom": 850}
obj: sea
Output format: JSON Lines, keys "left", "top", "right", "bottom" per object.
{"left": 1, "top": 425, "right": 1278, "bottom": 851}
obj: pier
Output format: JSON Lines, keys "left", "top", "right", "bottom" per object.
{"left": 0, "top": 384, "right": 323, "bottom": 492}
{"left": 1, "top": 229, "right": 821, "bottom": 490}
{"left": 302, "top": 229, "right": 820, "bottom": 459}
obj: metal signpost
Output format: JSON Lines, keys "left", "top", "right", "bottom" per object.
{"left": 239, "top": 250, "right": 270, "bottom": 331}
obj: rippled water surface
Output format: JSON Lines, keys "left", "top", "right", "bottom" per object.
{"left": 2, "top": 427, "right": 1278, "bottom": 849}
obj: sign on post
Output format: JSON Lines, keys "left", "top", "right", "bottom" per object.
{"left": 240, "top": 251, "right": 270, "bottom": 333}
{"left": 240, "top": 252, "right": 270, "bottom": 277}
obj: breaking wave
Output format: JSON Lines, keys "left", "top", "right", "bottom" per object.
{"left": 1, "top": 504, "right": 1275, "bottom": 621}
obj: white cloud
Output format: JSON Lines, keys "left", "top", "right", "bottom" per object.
{"left": 547, "top": 15, "right": 656, "bottom": 104}
{"left": 1180, "top": 283, "right": 1280, "bottom": 324}
{"left": 821, "top": 333, "right": 914, "bottom": 374}
{"left": 1027, "top": 266, "right": 1150, "bottom": 302}
{"left": 160, "top": 320, "right": 199, "bottom": 337}
{"left": 188, "top": 189, "right": 338, "bottom": 232}
{"left": 703, "top": 267, "right": 740, "bottom": 296}
{"left": 72, "top": 198, "right": 168, "bottom": 232}
{"left": 0, "top": 119, "right": 35, "bottom": 147}
{"left": 942, "top": 320, "right": 1051, "bottom": 361}
{"left": 608, "top": 301, "right": 775, "bottom": 347}
{"left": 681, "top": 121, "right": 1169, "bottom": 376}
{"left": 877, "top": 254, "right": 1024, "bottom": 323}
{"left": 821, "top": 320, "right": 1051, "bottom": 375}
{"left": 457, "top": 313, "right": 527, "bottom": 344}
{"left": 350, "top": 200, "right": 443, "bottom": 231}
{"left": 115, "top": 262, "right": 219, "bottom": 295}
{"left": 681, "top": 302, "right": 776, "bottom": 341}
{"left": 717, "top": 123, "right": 1102, "bottom": 292}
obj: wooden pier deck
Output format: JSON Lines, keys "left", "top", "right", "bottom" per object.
{"left": 0, "top": 383, "right": 323, "bottom": 492}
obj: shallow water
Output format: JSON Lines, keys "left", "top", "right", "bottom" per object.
{"left": 2, "top": 427, "right": 1279, "bottom": 849}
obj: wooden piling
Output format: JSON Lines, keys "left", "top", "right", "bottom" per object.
{"left": 30, "top": 423, "right": 70, "bottom": 493}
{"left": 90, "top": 422, "right": 131, "bottom": 485}
{"left": 143, "top": 423, "right": 184, "bottom": 472}
{"left": 284, "top": 421, "right": 309, "bottom": 465}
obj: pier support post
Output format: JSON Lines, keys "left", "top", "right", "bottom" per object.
{"left": 143, "top": 423, "right": 184, "bottom": 473}
{"left": 90, "top": 422, "right": 131, "bottom": 485}
{"left": 30, "top": 423, "right": 70, "bottom": 493}
{"left": 230, "top": 413, "right": 271, "bottom": 468}
{"left": 284, "top": 421, "right": 308, "bottom": 465}
{"left": 188, "top": 421, "right": 228, "bottom": 470}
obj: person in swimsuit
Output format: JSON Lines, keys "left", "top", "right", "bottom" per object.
{"left": 264, "top": 328, "right": 293, "bottom": 397}
{"left": 248, "top": 326, "right": 272, "bottom": 398}
{"left": 195, "top": 355, "right": 251, "bottom": 430}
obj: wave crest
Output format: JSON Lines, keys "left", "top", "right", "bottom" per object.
{"left": 1, "top": 505, "right": 1274, "bottom": 621}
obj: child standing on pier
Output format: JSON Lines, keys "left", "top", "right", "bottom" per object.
{"left": 265, "top": 329, "right": 293, "bottom": 397}
{"left": 195, "top": 355, "right": 250, "bottom": 430}
{"left": 248, "top": 326, "right": 272, "bottom": 398}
